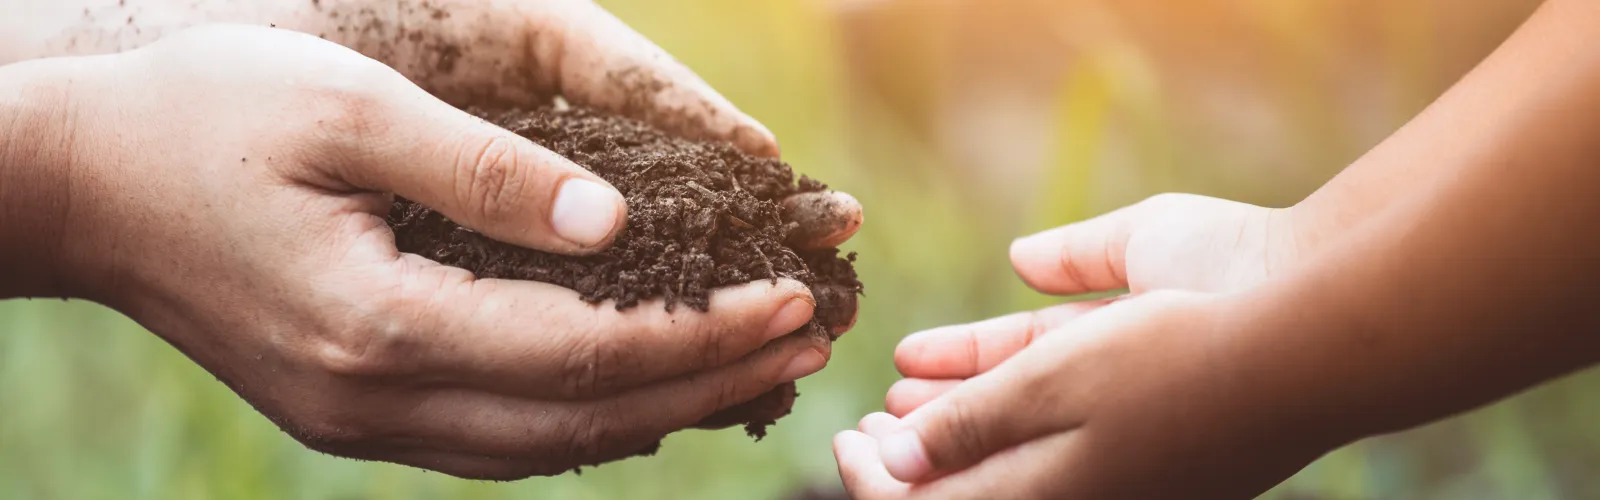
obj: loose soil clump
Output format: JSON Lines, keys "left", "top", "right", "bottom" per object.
{"left": 387, "top": 105, "right": 862, "bottom": 467}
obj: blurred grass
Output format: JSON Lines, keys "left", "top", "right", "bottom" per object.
{"left": 4, "top": 0, "right": 1599, "bottom": 498}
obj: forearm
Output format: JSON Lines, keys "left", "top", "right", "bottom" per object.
{"left": 1226, "top": 0, "right": 1600, "bottom": 444}
{"left": 0, "top": 0, "right": 558, "bottom": 106}
{"left": 1286, "top": 3, "right": 1546, "bottom": 256}
{"left": 0, "top": 57, "right": 91, "bottom": 299}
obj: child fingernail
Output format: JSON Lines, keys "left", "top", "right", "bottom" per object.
{"left": 879, "top": 430, "right": 932, "bottom": 482}
{"left": 883, "top": 429, "right": 934, "bottom": 480}
{"left": 1009, "top": 233, "right": 1054, "bottom": 265}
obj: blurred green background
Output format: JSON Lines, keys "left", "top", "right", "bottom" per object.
{"left": 6, "top": 0, "right": 1600, "bottom": 498}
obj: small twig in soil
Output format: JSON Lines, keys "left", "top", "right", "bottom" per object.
{"left": 686, "top": 180, "right": 717, "bottom": 198}
{"left": 633, "top": 161, "right": 658, "bottom": 178}
{"left": 750, "top": 242, "right": 777, "bottom": 282}
{"left": 726, "top": 214, "right": 755, "bottom": 229}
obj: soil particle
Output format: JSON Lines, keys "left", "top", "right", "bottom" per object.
{"left": 387, "top": 106, "right": 862, "bottom": 466}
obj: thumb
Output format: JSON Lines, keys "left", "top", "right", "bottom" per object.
{"left": 877, "top": 364, "right": 1067, "bottom": 483}
{"left": 335, "top": 81, "right": 626, "bottom": 255}
{"left": 544, "top": 0, "right": 779, "bottom": 157}
{"left": 1008, "top": 202, "right": 1142, "bottom": 295}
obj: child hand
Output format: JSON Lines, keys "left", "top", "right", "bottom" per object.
{"left": 886, "top": 193, "right": 1324, "bottom": 418}
{"left": 832, "top": 193, "right": 1342, "bottom": 498}
{"left": 1009, "top": 193, "right": 1309, "bottom": 295}
{"left": 835, "top": 292, "right": 1332, "bottom": 499}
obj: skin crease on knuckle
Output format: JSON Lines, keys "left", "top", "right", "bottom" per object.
{"left": 453, "top": 134, "right": 528, "bottom": 226}
{"left": 555, "top": 318, "right": 607, "bottom": 400}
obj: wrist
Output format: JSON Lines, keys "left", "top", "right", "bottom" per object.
{"left": 0, "top": 56, "right": 107, "bottom": 300}
{"left": 1208, "top": 288, "right": 1371, "bottom": 454}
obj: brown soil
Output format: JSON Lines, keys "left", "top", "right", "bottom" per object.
{"left": 386, "top": 105, "right": 862, "bottom": 466}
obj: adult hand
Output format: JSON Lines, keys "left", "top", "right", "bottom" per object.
{"left": 4, "top": 0, "right": 867, "bottom": 246}
{"left": 14, "top": 25, "right": 844, "bottom": 479}
{"left": 834, "top": 292, "right": 1333, "bottom": 499}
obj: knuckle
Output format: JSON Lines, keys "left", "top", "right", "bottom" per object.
{"left": 1022, "top": 310, "right": 1052, "bottom": 345}
{"left": 453, "top": 135, "right": 528, "bottom": 225}
{"left": 306, "top": 75, "right": 390, "bottom": 134}
{"left": 310, "top": 330, "right": 395, "bottom": 377}
{"left": 710, "top": 374, "right": 747, "bottom": 412}
{"left": 937, "top": 401, "right": 991, "bottom": 465}
{"left": 962, "top": 329, "right": 984, "bottom": 374}
{"left": 560, "top": 407, "right": 611, "bottom": 462}
{"left": 556, "top": 328, "right": 606, "bottom": 399}
{"left": 294, "top": 63, "right": 406, "bottom": 153}
{"left": 690, "top": 315, "right": 733, "bottom": 368}
{"left": 310, "top": 291, "right": 417, "bottom": 378}
{"left": 556, "top": 405, "right": 667, "bottom": 468}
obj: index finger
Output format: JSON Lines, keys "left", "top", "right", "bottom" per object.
{"left": 537, "top": 1, "right": 780, "bottom": 157}
{"left": 894, "top": 300, "right": 1109, "bottom": 379}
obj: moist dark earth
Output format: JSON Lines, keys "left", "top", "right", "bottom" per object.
{"left": 387, "top": 105, "right": 862, "bottom": 469}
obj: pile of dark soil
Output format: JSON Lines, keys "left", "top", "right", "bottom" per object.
{"left": 386, "top": 105, "right": 862, "bottom": 465}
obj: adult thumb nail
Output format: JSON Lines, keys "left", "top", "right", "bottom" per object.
{"left": 550, "top": 178, "right": 624, "bottom": 248}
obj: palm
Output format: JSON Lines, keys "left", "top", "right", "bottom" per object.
{"left": 1011, "top": 193, "right": 1300, "bottom": 297}
{"left": 1121, "top": 194, "right": 1290, "bottom": 294}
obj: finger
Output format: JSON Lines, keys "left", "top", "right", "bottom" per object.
{"left": 329, "top": 71, "right": 626, "bottom": 254}
{"left": 879, "top": 360, "right": 1074, "bottom": 483}
{"left": 844, "top": 431, "right": 1081, "bottom": 499}
{"left": 858, "top": 412, "right": 904, "bottom": 438}
{"left": 834, "top": 431, "right": 913, "bottom": 500}
{"left": 691, "top": 382, "right": 796, "bottom": 430}
{"left": 382, "top": 258, "right": 818, "bottom": 400}
{"left": 380, "top": 333, "right": 829, "bottom": 462}
{"left": 884, "top": 379, "right": 961, "bottom": 418}
{"left": 1008, "top": 203, "right": 1142, "bottom": 295}
{"left": 783, "top": 191, "right": 865, "bottom": 250}
{"left": 335, "top": 444, "right": 564, "bottom": 481}
{"left": 814, "top": 283, "right": 862, "bottom": 337}
{"left": 543, "top": 1, "right": 779, "bottom": 157}
{"left": 894, "top": 301, "right": 1107, "bottom": 379}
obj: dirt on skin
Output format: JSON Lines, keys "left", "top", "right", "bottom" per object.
{"left": 386, "top": 105, "right": 863, "bottom": 466}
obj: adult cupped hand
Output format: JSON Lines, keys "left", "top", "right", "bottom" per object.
{"left": 37, "top": 24, "right": 857, "bottom": 480}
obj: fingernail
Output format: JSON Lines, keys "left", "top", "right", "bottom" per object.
{"left": 766, "top": 297, "right": 815, "bottom": 340}
{"left": 1009, "top": 232, "right": 1057, "bottom": 268}
{"left": 879, "top": 430, "right": 933, "bottom": 482}
{"left": 551, "top": 178, "right": 623, "bottom": 248}
{"left": 779, "top": 349, "right": 827, "bottom": 382}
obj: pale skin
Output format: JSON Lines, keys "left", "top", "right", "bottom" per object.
{"left": 836, "top": 0, "right": 1600, "bottom": 497}
{"left": 0, "top": 0, "right": 864, "bottom": 481}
